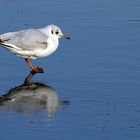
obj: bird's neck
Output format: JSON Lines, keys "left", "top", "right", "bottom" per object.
{"left": 39, "top": 27, "right": 59, "bottom": 46}
{"left": 39, "top": 27, "right": 49, "bottom": 35}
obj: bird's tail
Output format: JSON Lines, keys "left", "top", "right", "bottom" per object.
{"left": 0, "top": 38, "right": 21, "bottom": 50}
{"left": 0, "top": 38, "right": 4, "bottom": 43}
{"left": 0, "top": 38, "right": 22, "bottom": 51}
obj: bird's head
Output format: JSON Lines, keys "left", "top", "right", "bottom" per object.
{"left": 46, "top": 25, "right": 70, "bottom": 40}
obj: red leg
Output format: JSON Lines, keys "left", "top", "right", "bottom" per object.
{"left": 25, "top": 58, "right": 44, "bottom": 73}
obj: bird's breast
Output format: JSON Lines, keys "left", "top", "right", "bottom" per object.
{"left": 33, "top": 38, "right": 59, "bottom": 59}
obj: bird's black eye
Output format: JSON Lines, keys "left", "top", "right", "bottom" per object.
{"left": 51, "top": 30, "right": 54, "bottom": 34}
{"left": 55, "top": 31, "right": 59, "bottom": 35}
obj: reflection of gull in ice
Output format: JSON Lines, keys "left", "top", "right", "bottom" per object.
{"left": 0, "top": 73, "right": 69, "bottom": 117}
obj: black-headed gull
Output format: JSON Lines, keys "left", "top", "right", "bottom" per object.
{"left": 0, "top": 25, "right": 70, "bottom": 73}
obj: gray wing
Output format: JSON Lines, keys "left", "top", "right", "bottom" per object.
{"left": 0, "top": 29, "right": 49, "bottom": 51}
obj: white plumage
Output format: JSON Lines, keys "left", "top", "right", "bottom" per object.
{"left": 0, "top": 25, "right": 70, "bottom": 73}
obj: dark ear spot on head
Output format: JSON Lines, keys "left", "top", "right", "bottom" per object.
{"left": 55, "top": 31, "right": 59, "bottom": 35}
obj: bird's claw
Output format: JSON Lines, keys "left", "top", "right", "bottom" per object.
{"left": 31, "top": 67, "right": 44, "bottom": 74}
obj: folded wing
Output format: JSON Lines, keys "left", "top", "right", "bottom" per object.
{"left": 0, "top": 29, "right": 49, "bottom": 51}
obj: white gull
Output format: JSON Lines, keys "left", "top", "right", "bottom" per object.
{"left": 0, "top": 25, "right": 70, "bottom": 73}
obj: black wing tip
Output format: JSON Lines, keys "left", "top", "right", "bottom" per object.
{"left": 0, "top": 39, "right": 4, "bottom": 43}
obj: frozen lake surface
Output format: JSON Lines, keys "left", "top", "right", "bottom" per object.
{"left": 0, "top": 0, "right": 140, "bottom": 140}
